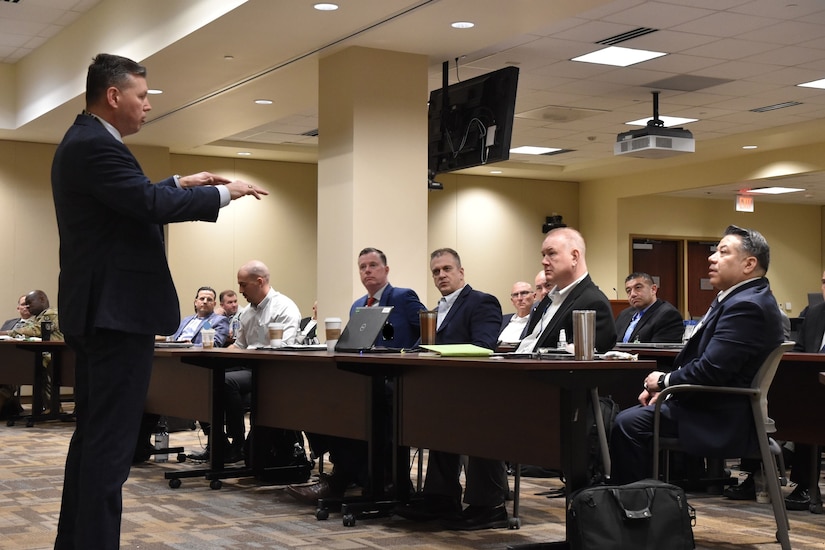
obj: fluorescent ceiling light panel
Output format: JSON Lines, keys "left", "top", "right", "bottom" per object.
{"left": 798, "top": 78, "right": 825, "bottom": 89}
{"left": 572, "top": 46, "right": 666, "bottom": 67}
{"left": 749, "top": 187, "right": 804, "bottom": 195}
{"left": 511, "top": 146, "right": 562, "bottom": 155}
{"left": 625, "top": 116, "right": 697, "bottom": 127}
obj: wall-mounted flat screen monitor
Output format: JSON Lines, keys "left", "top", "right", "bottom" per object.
{"left": 427, "top": 66, "right": 519, "bottom": 175}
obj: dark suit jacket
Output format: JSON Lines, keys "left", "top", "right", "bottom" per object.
{"left": 436, "top": 285, "right": 502, "bottom": 350}
{"left": 351, "top": 283, "right": 426, "bottom": 349}
{"left": 526, "top": 275, "right": 617, "bottom": 353}
{"left": 615, "top": 299, "right": 684, "bottom": 343}
{"left": 667, "top": 277, "right": 784, "bottom": 457}
{"left": 170, "top": 312, "right": 230, "bottom": 347}
{"left": 52, "top": 115, "right": 221, "bottom": 337}
{"left": 793, "top": 301, "right": 825, "bottom": 352}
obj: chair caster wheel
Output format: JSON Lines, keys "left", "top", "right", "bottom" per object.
{"left": 810, "top": 502, "right": 823, "bottom": 514}
{"left": 210, "top": 479, "right": 222, "bottom": 490}
{"left": 6, "top": 419, "right": 14, "bottom": 427}
{"left": 25, "top": 419, "right": 34, "bottom": 427}
{"left": 342, "top": 513, "right": 356, "bottom": 527}
{"left": 169, "top": 479, "right": 181, "bottom": 489}
{"left": 176, "top": 453, "right": 186, "bottom": 463}
{"left": 315, "top": 508, "right": 329, "bottom": 521}
{"left": 508, "top": 517, "right": 521, "bottom": 529}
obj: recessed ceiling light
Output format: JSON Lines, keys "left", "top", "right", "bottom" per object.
{"left": 625, "top": 115, "right": 697, "bottom": 127}
{"left": 572, "top": 46, "right": 666, "bottom": 67}
{"left": 742, "top": 145, "right": 758, "bottom": 150}
{"left": 798, "top": 78, "right": 825, "bottom": 89}
{"left": 147, "top": 89, "right": 163, "bottom": 95}
{"left": 490, "top": 170, "right": 503, "bottom": 174}
{"left": 254, "top": 99, "right": 273, "bottom": 105}
{"left": 237, "top": 152, "right": 252, "bottom": 156}
{"left": 314, "top": 3, "right": 338, "bottom": 11}
{"left": 224, "top": 55, "right": 234, "bottom": 61}
{"left": 749, "top": 186, "right": 805, "bottom": 195}
{"left": 451, "top": 21, "right": 475, "bottom": 29}
{"left": 510, "top": 146, "right": 562, "bottom": 155}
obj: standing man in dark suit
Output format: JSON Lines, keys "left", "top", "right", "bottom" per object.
{"left": 286, "top": 247, "right": 426, "bottom": 504}
{"left": 397, "top": 248, "right": 506, "bottom": 530}
{"left": 610, "top": 225, "right": 784, "bottom": 484}
{"left": 51, "top": 53, "right": 267, "bottom": 550}
{"left": 517, "top": 227, "right": 616, "bottom": 354}
{"left": 615, "top": 272, "right": 684, "bottom": 343}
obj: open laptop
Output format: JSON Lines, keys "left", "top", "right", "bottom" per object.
{"left": 334, "top": 306, "right": 394, "bottom": 352}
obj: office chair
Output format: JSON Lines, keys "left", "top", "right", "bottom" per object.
{"left": 652, "top": 341, "right": 794, "bottom": 550}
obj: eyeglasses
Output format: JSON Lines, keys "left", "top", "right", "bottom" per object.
{"left": 511, "top": 290, "right": 533, "bottom": 298}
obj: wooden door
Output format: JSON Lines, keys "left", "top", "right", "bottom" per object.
{"left": 631, "top": 239, "right": 680, "bottom": 312}
{"left": 686, "top": 241, "right": 718, "bottom": 319}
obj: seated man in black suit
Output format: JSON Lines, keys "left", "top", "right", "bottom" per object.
{"left": 615, "top": 272, "right": 684, "bottom": 343}
{"left": 610, "top": 225, "right": 784, "bottom": 485}
{"left": 497, "top": 280, "right": 535, "bottom": 347}
{"left": 516, "top": 227, "right": 617, "bottom": 354}
{"left": 396, "top": 248, "right": 506, "bottom": 530}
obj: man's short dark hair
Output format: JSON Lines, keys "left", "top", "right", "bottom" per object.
{"left": 219, "top": 289, "right": 236, "bottom": 302}
{"left": 195, "top": 286, "right": 216, "bottom": 300}
{"left": 625, "top": 272, "right": 655, "bottom": 285}
{"left": 25, "top": 290, "right": 49, "bottom": 316}
{"left": 724, "top": 225, "right": 770, "bottom": 273}
{"left": 430, "top": 247, "right": 461, "bottom": 267}
{"left": 358, "top": 247, "right": 387, "bottom": 265}
{"left": 86, "top": 53, "right": 147, "bottom": 107}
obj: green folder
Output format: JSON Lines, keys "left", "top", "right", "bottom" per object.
{"left": 419, "top": 344, "right": 494, "bottom": 357}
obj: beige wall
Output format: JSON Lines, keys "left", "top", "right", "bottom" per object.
{"left": 426, "top": 171, "right": 579, "bottom": 311}
{"left": 1, "top": 137, "right": 822, "bottom": 325}
{"left": 167, "top": 155, "right": 318, "bottom": 322}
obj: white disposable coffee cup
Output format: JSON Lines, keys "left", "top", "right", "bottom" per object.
{"left": 325, "top": 317, "right": 342, "bottom": 352}
{"left": 200, "top": 328, "right": 216, "bottom": 349}
{"left": 268, "top": 322, "right": 285, "bottom": 348}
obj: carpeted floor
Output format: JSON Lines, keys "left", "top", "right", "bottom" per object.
{"left": 2, "top": 414, "right": 825, "bottom": 550}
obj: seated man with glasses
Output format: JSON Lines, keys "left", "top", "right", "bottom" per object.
{"left": 497, "top": 281, "right": 536, "bottom": 347}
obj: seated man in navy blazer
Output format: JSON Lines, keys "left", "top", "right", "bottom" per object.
{"left": 610, "top": 225, "right": 784, "bottom": 484}
{"left": 286, "top": 247, "right": 426, "bottom": 504}
{"left": 517, "top": 227, "right": 617, "bottom": 354}
{"left": 615, "top": 272, "right": 684, "bottom": 343}
{"left": 397, "top": 248, "right": 506, "bottom": 530}
{"left": 168, "top": 286, "right": 230, "bottom": 346}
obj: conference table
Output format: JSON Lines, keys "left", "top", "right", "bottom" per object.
{"left": 146, "top": 346, "right": 653, "bottom": 544}
{"left": 0, "top": 339, "right": 74, "bottom": 426}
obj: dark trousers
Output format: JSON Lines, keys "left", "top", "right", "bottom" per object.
{"left": 194, "top": 367, "right": 251, "bottom": 448}
{"left": 55, "top": 331, "right": 154, "bottom": 550}
{"left": 422, "top": 451, "right": 508, "bottom": 507}
{"left": 610, "top": 402, "right": 679, "bottom": 485}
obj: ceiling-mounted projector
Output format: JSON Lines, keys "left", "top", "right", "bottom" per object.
{"left": 614, "top": 91, "right": 694, "bottom": 159}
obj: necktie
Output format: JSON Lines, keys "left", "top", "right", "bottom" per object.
{"left": 366, "top": 296, "right": 376, "bottom": 307}
{"left": 622, "top": 311, "right": 641, "bottom": 343}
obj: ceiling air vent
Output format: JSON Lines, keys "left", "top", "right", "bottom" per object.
{"left": 596, "top": 28, "right": 657, "bottom": 46}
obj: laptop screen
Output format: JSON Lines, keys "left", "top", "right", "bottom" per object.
{"left": 335, "top": 306, "right": 394, "bottom": 352}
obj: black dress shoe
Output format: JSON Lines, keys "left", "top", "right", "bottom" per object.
{"left": 723, "top": 475, "right": 755, "bottom": 501}
{"left": 785, "top": 485, "right": 811, "bottom": 511}
{"left": 395, "top": 495, "right": 462, "bottom": 522}
{"left": 286, "top": 475, "right": 343, "bottom": 505}
{"left": 441, "top": 504, "right": 509, "bottom": 531}
{"left": 224, "top": 445, "right": 245, "bottom": 464}
{"left": 186, "top": 445, "right": 210, "bottom": 462}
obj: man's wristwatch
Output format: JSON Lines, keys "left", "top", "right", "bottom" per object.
{"left": 657, "top": 373, "right": 667, "bottom": 391}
